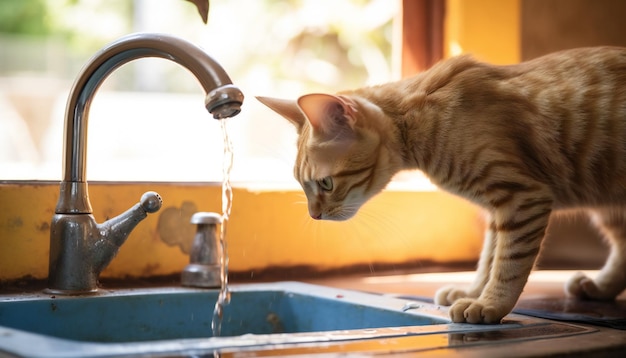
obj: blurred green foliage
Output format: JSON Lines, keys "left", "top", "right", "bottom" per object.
{"left": 0, "top": 0, "right": 394, "bottom": 92}
{"left": 0, "top": 0, "right": 52, "bottom": 35}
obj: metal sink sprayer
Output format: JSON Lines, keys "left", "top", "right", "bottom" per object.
{"left": 47, "top": 33, "right": 244, "bottom": 295}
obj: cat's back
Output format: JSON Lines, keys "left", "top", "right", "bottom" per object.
{"left": 421, "top": 47, "right": 626, "bottom": 206}
{"left": 506, "top": 46, "right": 626, "bottom": 97}
{"left": 504, "top": 47, "right": 626, "bottom": 206}
{"left": 514, "top": 46, "right": 626, "bottom": 73}
{"left": 502, "top": 46, "right": 626, "bottom": 141}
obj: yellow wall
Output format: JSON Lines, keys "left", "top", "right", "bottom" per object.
{"left": 445, "top": 0, "right": 520, "bottom": 64}
{"left": 0, "top": 182, "right": 484, "bottom": 281}
{"left": 0, "top": 183, "right": 483, "bottom": 280}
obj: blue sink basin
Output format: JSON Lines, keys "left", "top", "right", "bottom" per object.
{"left": 0, "top": 282, "right": 457, "bottom": 357}
{"left": 0, "top": 282, "right": 446, "bottom": 343}
{"left": 0, "top": 282, "right": 596, "bottom": 357}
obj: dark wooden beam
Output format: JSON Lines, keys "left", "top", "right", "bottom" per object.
{"left": 401, "top": 0, "right": 445, "bottom": 77}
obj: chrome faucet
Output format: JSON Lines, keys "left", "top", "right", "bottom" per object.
{"left": 47, "top": 33, "right": 244, "bottom": 294}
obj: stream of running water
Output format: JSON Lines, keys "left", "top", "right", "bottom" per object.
{"left": 211, "top": 118, "right": 234, "bottom": 337}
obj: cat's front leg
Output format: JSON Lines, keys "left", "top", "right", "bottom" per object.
{"left": 435, "top": 215, "right": 495, "bottom": 305}
{"left": 448, "top": 199, "right": 552, "bottom": 323}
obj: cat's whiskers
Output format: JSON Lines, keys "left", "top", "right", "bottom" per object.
{"left": 291, "top": 192, "right": 309, "bottom": 206}
{"left": 298, "top": 212, "right": 320, "bottom": 240}
{"left": 355, "top": 200, "right": 406, "bottom": 236}
{"left": 320, "top": 213, "right": 382, "bottom": 274}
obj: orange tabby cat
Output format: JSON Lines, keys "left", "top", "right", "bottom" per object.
{"left": 256, "top": 46, "right": 626, "bottom": 324}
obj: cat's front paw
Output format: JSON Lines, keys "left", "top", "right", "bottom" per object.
{"left": 448, "top": 298, "right": 506, "bottom": 324}
{"left": 434, "top": 285, "right": 475, "bottom": 306}
{"left": 565, "top": 271, "right": 616, "bottom": 300}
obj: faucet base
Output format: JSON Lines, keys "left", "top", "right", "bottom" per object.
{"left": 181, "top": 264, "right": 221, "bottom": 288}
{"left": 43, "top": 287, "right": 99, "bottom": 296}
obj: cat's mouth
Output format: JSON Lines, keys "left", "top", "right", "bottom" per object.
{"left": 319, "top": 208, "right": 358, "bottom": 221}
{"left": 309, "top": 199, "right": 363, "bottom": 221}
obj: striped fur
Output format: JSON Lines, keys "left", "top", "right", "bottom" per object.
{"left": 257, "top": 46, "right": 626, "bottom": 323}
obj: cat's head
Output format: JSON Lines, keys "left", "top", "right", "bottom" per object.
{"left": 257, "top": 93, "right": 397, "bottom": 221}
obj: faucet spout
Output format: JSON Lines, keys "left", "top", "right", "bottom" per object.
{"left": 48, "top": 33, "right": 243, "bottom": 294}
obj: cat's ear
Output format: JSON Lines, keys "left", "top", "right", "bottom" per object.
{"left": 256, "top": 96, "right": 308, "bottom": 131}
{"left": 297, "top": 93, "right": 357, "bottom": 137}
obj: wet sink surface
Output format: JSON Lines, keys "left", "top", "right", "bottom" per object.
{"left": 0, "top": 282, "right": 606, "bottom": 357}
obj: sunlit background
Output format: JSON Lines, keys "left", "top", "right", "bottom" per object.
{"left": 0, "top": 0, "right": 399, "bottom": 184}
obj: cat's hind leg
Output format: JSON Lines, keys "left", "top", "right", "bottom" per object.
{"left": 566, "top": 208, "right": 626, "bottom": 300}
{"left": 435, "top": 214, "right": 495, "bottom": 305}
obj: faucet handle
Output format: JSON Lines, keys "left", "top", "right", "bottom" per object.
{"left": 48, "top": 190, "right": 163, "bottom": 294}
{"left": 182, "top": 211, "right": 222, "bottom": 288}
{"left": 140, "top": 191, "right": 162, "bottom": 213}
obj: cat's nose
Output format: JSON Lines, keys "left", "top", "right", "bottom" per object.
{"left": 311, "top": 213, "right": 322, "bottom": 220}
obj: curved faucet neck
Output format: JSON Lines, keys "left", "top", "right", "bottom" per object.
{"left": 57, "top": 33, "right": 243, "bottom": 214}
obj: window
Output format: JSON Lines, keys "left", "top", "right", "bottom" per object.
{"left": 0, "top": 0, "right": 399, "bottom": 185}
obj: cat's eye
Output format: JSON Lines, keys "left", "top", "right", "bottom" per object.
{"left": 318, "top": 176, "right": 333, "bottom": 192}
